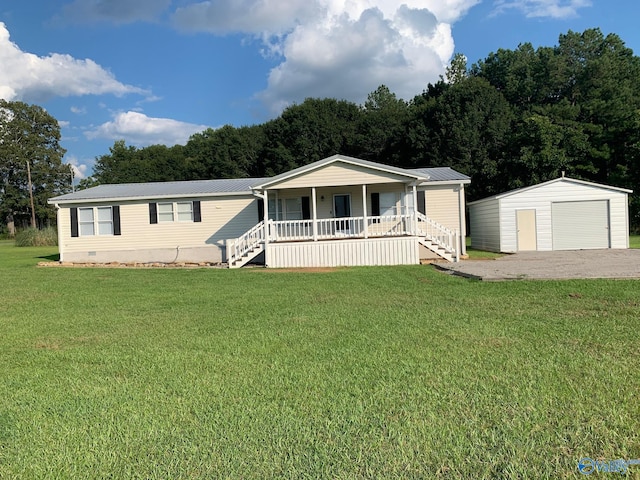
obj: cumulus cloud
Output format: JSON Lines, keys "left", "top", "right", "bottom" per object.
{"left": 171, "top": 1, "right": 480, "bottom": 112}
{"left": 493, "top": 0, "right": 592, "bottom": 18}
{"left": 84, "top": 111, "right": 210, "bottom": 146}
{"left": 64, "top": 155, "right": 89, "bottom": 180}
{"left": 59, "top": 0, "right": 172, "bottom": 24}
{"left": 0, "top": 22, "right": 148, "bottom": 102}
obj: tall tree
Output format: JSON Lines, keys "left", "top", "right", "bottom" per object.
{"left": 354, "top": 85, "right": 408, "bottom": 163}
{"left": 0, "top": 100, "right": 67, "bottom": 234}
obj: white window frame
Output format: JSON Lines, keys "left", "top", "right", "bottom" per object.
{"left": 78, "top": 206, "right": 113, "bottom": 236}
{"left": 157, "top": 201, "right": 194, "bottom": 223}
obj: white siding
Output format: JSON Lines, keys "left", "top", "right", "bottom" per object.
{"left": 268, "top": 237, "right": 419, "bottom": 268}
{"left": 469, "top": 199, "right": 501, "bottom": 252}
{"left": 58, "top": 195, "right": 259, "bottom": 263}
{"left": 271, "top": 163, "right": 412, "bottom": 189}
{"left": 498, "top": 180, "right": 629, "bottom": 251}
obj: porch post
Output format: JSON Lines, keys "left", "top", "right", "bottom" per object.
{"left": 412, "top": 184, "right": 418, "bottom": 236}
{"left": 312, "top": 187, "right": 318, "bottom": 241}
{"left": 263, "top": 190, "right": 269, "bottom": 266}
{"left": 458, "top": 183, "right": 467, "bottom": 255}
{"left": 362, "top": 184, "right": 368, "bottom": 239}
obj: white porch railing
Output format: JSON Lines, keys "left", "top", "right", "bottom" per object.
{"left": 227, "top": 213, "right": 461, "bottom": 267}
{"left": 227, "top": 220, "right": 265, "bottom": 267}
{"left": 270, "top": 214, "right": 411, "bottom": 242}
{"left": 415, "top": 212, "right": 459, "bottom": 261}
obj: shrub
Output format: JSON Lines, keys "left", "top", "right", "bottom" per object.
{"left": 15, "top": 227, "right": 58, "bottom": 247}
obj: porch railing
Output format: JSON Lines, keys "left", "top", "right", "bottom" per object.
{"left": 227, "top": 220, "right": 265, "bottom": 266}
{"left": 415, "top": 212, "right": 459, "bottom": 261}
{"left": 269, "top": 214, "right": 411, "bottom": 242}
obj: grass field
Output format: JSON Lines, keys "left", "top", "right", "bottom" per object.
{"left": 1, "top": 242, "right": 639, "bottom": 479}
{"left": 630, "top": 235, "right": 640, "bottom": 249}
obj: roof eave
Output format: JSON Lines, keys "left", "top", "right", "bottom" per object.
{"left": 48, "top": 190, "right": 254, "bottom": 205}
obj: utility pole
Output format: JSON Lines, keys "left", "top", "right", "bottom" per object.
{"left": 69, "top": 164, "right": 75, "bottom": 192}
{"left": 26, "top": 160, "right": 36, "bottom": 228}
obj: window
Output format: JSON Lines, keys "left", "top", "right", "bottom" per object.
{"left": 267, "top": 197, "right": 311, "bottom": 220}
{"left": 149, "top": 201, "right": 201, "bottom": 223}
{"left": 71, "top": 206, "right": 120, "bottom": 237}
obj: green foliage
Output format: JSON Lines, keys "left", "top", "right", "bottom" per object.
{"left": 86, "top": 28, "right": 640, "bottom": 228}
{"left": 0, "top": 100, "right": 68, "bottom": 232}
{"left": 1, "top": 243, "right": 639, "bottom": 477}
{"left": 14, "top": 227, "right": 57, "bottom": 247}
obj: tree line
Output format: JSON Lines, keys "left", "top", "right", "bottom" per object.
{"left": 2, "top": 28, "right": 639, "bottom": 232}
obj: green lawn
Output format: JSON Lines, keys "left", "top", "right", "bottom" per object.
{"left": 1, "top": 244, "right": 639, "bottom": 479}
{"left": 630, "top": 235, "right": 640, "bottom": 249}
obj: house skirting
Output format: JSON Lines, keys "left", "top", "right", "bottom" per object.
{"left": 267, "top": 236, "right": 420, "bottom": 268}
{"left": 60, "top": 245, "right": 224, "bottom": 264}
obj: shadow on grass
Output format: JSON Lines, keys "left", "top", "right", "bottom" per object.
{"left": 37, "top": 254, "right": 59, "bottom": 262}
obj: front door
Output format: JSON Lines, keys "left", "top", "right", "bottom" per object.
{"left": 334, "top": 194, "right": 351, "bottom": 232}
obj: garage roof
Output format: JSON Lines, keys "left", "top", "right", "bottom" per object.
{"left": 468, "top": 177, "right": 633, "bottom": 206}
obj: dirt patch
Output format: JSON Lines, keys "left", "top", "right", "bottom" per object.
{"left": 38, "top": 261, "right": 226, "bottom": 269}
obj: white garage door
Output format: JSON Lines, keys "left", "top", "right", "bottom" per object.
{"left": 552, "top": 200, "right": 610, "bottom": 250}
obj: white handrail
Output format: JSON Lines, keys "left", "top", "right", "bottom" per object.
{"left": 415, "top": 212, "right": 458, "bottom": 258}
{"left": 228, "top": 221, "right": 265, "bottom": 265}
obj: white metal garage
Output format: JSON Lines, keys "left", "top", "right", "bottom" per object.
{"left": 469, "top": 177, "right": 632, "bottom": 253}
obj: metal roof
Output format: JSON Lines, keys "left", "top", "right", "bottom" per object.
{"left": 49, "top": 177, "right": 266, "bottom": 204}
{"left": 48, "top": 158, "right": 471, "bottom": 205}
{"left": 468, "top": 177, "right": 633, "bottom": 206}
{"left": 409, "top": 167, "right": 471, "bottom": 183}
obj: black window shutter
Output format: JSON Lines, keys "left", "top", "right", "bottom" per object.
{"left": 193, "top": 201, "right": 202, "bottom": 222}
{"left": 112, "top": 205, "right": 121, "bottom": 235}
{"left": 70, "top": 208, "right": 79, "bottom": 237}
{"left": 371, "top": 193, "right": 380, "bottom": 216}
{"left": 301, "top": 196, "right": 311, "bottom": 220}
{"left": 257, "top": 199, "right": 264, "bottom": 222}
{"left": 417, "top": 191, "right": 426, "bottom": 215}
{"left": 149, "top": 203, "right": 158, "bottom": 224}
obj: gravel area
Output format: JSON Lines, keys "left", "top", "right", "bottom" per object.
{"left": 437, "top": 249, "right": 640, "bottom": 281}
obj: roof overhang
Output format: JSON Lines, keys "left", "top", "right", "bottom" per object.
{"left": 48, "top": 190, "right": 254, "bottom": 206}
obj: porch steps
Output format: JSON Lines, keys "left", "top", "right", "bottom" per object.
{"left": 229, "top": 243, "right": 264, "bottom": 269}
{"left": 419, "top": 238, "right": 455, "bottom": 263}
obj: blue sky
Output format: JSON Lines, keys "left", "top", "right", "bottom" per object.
{"left": 1, "top": 0, "right": 638, "bottom": 181}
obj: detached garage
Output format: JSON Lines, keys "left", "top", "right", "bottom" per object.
{"left": 469, "top": 177, "right": 632, "bottom": 253}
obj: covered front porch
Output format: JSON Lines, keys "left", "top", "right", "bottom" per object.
{"left": 225, "top": 155, "right": 466, "bottom": 268}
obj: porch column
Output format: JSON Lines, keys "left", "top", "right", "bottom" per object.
{"left": 362, "top": 184, "right": 368, "bottom": 239}
{"left": 412, "top": 184, "right": 418, "bottom": 236}
{"left": 458, "top": 183, "right": 467, "bottom": 255}
{"left": 312, "top": 187, "right": 318, "bottom": 241}
{"left": 263, "top": 190, "right": 269, "bottom": 266}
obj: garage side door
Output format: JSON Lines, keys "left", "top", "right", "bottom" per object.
{"left": 552, "top": 200, "right": 610, "bottom": 250}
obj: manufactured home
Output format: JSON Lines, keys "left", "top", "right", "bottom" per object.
{"left": 469, "top": 176, "right": 632, "bottom": 253}
{"left": 49, "top": 155, "right": 470, "bottom": 268}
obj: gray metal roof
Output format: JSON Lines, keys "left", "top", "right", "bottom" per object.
{"left": 49, "top": 177, "right": 266, "bottom": 204}
{"left": 409, "top": 167, "right": 471, "bottom": 183}
{"left": 48, "top": 159, "right": 470, "bottom": 205}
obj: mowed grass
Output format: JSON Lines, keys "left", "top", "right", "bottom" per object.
{"left": 1, "top": 243, "right": 639, "bottom": 479}
{"left": 630, "top": 235, "right": 640, "bottom": 249}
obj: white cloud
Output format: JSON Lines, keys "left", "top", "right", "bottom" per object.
{"left": 493, "top": 0, "right": 591, "bottom": 18}
{"left": 0, "top": 22, "right": 149, "bottom": 102}
{"left": 70, "top": 106, "right": 86, "bottom": 115}
{"left": 84, "top": 111, "right": 210, "bottom": 146}
{"left": 172, "top": 0, "right": 479, "bottom": 112}
{"left": 64, "top": 155, "right": 89, "bottom": 180}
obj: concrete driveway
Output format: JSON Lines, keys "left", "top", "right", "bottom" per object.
{"left": 437, "top": 249, "right": 640, "bottom": 281}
